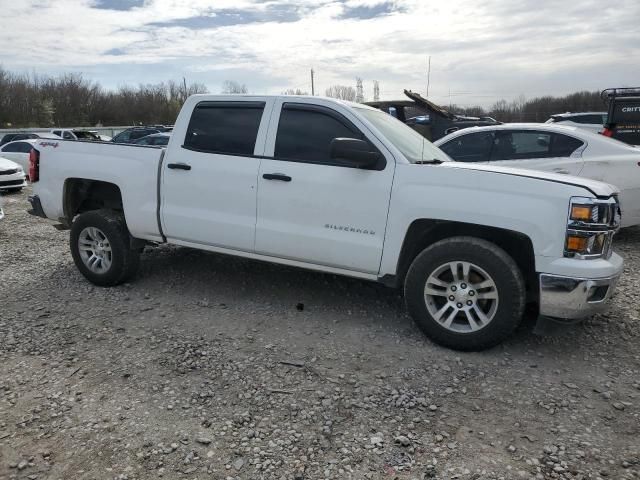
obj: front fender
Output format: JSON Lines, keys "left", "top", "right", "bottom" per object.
{"left": 379, "top": 163, "right": 594, "bottom": 277}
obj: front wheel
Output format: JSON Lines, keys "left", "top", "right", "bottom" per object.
{"left": 404, "top": 237, "right": 525, "bottom": 351}
{"left": 70, "top": 209, "right": 140, "bottom": 286}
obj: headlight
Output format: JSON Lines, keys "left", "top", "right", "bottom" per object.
{"left": 565, "top": 197, "right": 620, "bottom": 259}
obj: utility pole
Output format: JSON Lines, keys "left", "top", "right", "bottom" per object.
{"left": 310, "top": 69, "right": 315, "bottom": 96}
{"left": 426, "top": 56, "right": 431, "bottom": 97}
{"left": 356, "top": 77, "right": 364, "bottom": 103}
{"left": 183, "top": 77, "right": 188, "bottom": 102}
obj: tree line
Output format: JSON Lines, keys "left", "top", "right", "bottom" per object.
{"left": 0, "top": 67, "right": 208, "bottom": 128}
{"left": 450, "top": 91, "right": 606, "bottom": 123}
{"left": 0, "top": 66, "right": 609, "bottom": 128}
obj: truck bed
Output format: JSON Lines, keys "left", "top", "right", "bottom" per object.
{"left": 34, "top": 139, "right": 165, "bottom": 241}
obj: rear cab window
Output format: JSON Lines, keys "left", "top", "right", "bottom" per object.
{"left": 184, "top": 101, "right": 265, "bottom": 156}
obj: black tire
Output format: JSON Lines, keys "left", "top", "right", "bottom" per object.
{"left": 404, "top": 236, "right": 525, "bottom": 351}
{"left": 70, "top": 209, "right": 140, "bottom": 286}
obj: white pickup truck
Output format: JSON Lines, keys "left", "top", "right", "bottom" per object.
{"left": 28, "top": 95, "right": 623, "bottom": 350}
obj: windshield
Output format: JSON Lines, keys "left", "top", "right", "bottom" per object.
{"left": 355, "top": 107, "right": 450, "bottom": 163}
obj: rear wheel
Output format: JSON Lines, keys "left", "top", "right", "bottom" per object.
{"left": 70, "top": 209, "right": 140, "bottom": 286}
{"left": 404, "top": 236, "right": 525, "bottom": 351}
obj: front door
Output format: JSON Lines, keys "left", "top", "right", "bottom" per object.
{"left": 161, "top": 99, "right": 272, "bottom": 251}
{"left": 255, "top": 101, "right": 395, "bottom": 274}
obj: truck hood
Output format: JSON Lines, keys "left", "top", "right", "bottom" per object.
{"left": 440, "top": 161, "right": 619, "bottom": 198}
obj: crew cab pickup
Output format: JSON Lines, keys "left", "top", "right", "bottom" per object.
{"left": 28, "top": 95, "right": 624, "bottom": 351}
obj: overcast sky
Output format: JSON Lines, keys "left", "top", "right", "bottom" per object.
{"left": 1, "top": 0, "right": 638, "bottom": 107}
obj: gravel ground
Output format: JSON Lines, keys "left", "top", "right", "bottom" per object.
{"left": 1, "top": 188, "right": 639, "bottom": 480}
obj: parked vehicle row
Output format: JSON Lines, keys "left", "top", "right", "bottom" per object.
{"left": 111, "top": 125, "right": 172, "bottom": 144}
{"left": 50, "top": 128, "right": 111, "bottom": 142}
{"left": 28, "top": 94, "right": 622, "bottom": 351}
{"left": 0, "top": 132, "right": 59, "bottom": 146}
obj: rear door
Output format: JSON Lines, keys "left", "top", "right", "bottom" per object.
{"left": 488, "top": 130, "right": 585, "bottom": 175}
{"left": 161, "top": 99, "right": 273, "bottom": 251}
{"left": 254, "top": 101, "right": 395, "bottom": 274}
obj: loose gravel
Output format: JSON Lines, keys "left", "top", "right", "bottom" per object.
{"left": 1, "top": 188, "right": 639, "bottom": 480}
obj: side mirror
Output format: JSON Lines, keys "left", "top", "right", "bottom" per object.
{"left": 330, "top": 138, "right": 381, "bottom": 169}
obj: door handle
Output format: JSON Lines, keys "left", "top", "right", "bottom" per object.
{"left": 263, "top": 173, "right": 292, "bottom": 182}
{"left": 552, "top": 168, "right": 570, "bottom": 174}
{"left": 167, "top": 163, "right": 191, "bottom": 171}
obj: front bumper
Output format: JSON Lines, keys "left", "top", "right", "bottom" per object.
{"left": 0, "top": 175, "right": 27, "bottom": 190}
{"left": 539, "top": 271, "right": 621, "bottom": 320}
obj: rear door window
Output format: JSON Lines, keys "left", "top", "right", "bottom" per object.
{"left": 440, "top": 132, "right": 494, "bottom": 162}
{"left": 492, "top": 131, "right": 551, "bottom": 160}
{"left": 550, "top": 134, "right": 584, "bottom": 156}
{"left": 490, "top": 131, "right": 583, "bottom": 160}
{"left": 184, "top": 102, "right": 265, "bottom": 156}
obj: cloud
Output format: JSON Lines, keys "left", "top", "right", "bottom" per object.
{"left": 0, "top": 0, "right": 638, "bottom": 106}
{"left": 94, "top": 0, "right": 145, "bottom": 10}
{"left": 339, "top": 1, "right": 405, "bottom": 19}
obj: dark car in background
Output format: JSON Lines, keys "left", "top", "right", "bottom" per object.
{"left": 601, "top": 87, "right": 640, "bottom": 145}
{"left": 1, "top": 132, "right": 43, "bottom": 146}
{"left": 365, "top": 90, "right": 500, "bottom": 141}
{"left": 131, "top": 132, "right": 171, "bottom": 146}
{"left": 112, "top": 125, "right": 174, "bottom": 143}
{"left": 112, "top": 127, "right": 162, "bottom": 143}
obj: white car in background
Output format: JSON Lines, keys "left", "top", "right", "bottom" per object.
{"left": 435, "top": 123, "right": 640, "bottom": 227}
{"left": 50, "top": 128, "right": 110, "bottom": 141}
{"left": 545, "top": 112, "right": 606, "bottom": 134}
{"left": 0, "top": 156, "right": 27, "bottom": 192}
{"left": 0, "top": 139, "right": 39, "bottom": 173}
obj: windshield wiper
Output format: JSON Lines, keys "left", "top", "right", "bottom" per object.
{"left": 415, "top": 158, "right": 445, "bottom": 165}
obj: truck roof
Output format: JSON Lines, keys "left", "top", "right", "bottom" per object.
{"left": 186, "top": 94, "right": 382, "bottom": 112}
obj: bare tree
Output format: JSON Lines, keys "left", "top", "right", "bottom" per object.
{"left": 325, "top": 85, "right": 356, "bottom": 101}
{"left": 282, "top": 88, "right": 308, "bottom": 95}
{"left": 373, "top": 80, "right": 380, "bottom": 101}
{"left": 221, "top": 80, "right": 248, "bottom": 94}
{"left": 355, "top": 77, "right": 364, "bottom": 103}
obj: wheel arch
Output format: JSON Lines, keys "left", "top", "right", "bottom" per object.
{"left": 63, "top": 178, "right": 124, "bottom": 224}
{"left": 387, "top": 219, "right": 537, "bottom": 300}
